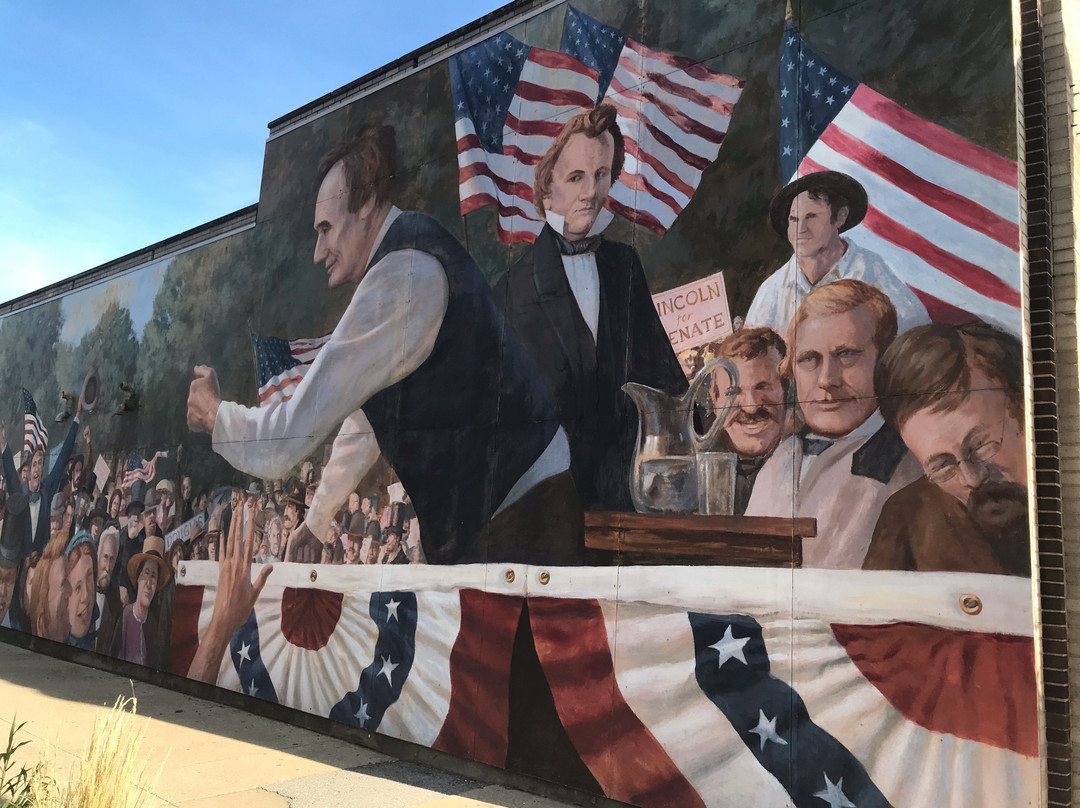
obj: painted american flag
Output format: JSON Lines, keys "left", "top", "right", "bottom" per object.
{"left": 173, "top": 564, "right": 1039, "bottom": 808}
{"left": 561, "top": 6, "right": 744, "bottom": 237}
{"left": 450, "top": 31, "right": 601, "bottom": 244}
{"left": 122, "top": 450, "right": 165, "bottom": 489}
{"left": 21, "top": 388, "right": 48, "bottom": 456}
{"left": 252, "top": 333, "right": 332, "bottom": 407}
{"left": 779, "top": 22, "right": 1021, "bottom": 335}
{"left": 450, "top": 8, "right": 743, "bottom": 244}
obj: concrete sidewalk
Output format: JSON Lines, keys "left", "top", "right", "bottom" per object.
{"left": 0, "top": 643, "right": 579, "bottom": 808}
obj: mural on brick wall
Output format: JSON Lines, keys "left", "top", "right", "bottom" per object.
{"left": 0, "top": 1, "right": 1039, "bottom": 805}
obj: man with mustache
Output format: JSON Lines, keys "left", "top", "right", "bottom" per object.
{"left": 495, "top": 104, "right": 686, "bottom": 511}
{"left": 709, "top": 327, "right": 788, "bottom": 514}
{"left": 864, "top": 323, "right": 1029, "bottom": 575}
{"left": 746, "top": 279, "right": 921, "bottom": 568}
{"left": 93, "top": 525, "right": 123, "bottom": 654}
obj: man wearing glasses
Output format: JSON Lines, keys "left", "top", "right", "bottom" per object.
{"left": 864, "top": 323, "right": 1030, "bottom": 575}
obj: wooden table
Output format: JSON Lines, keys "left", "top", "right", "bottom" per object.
{"left": 584, "top": 512, "right": 817, "bottom": 567}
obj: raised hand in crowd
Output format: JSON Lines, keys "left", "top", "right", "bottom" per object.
{"left": 187, "top": 492, "right": 273, "bottom": 684}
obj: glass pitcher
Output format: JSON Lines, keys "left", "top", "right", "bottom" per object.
{"left": 622, "top": 358, "right": 739, "bottom": 514}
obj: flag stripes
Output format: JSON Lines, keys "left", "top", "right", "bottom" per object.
{"left": 122, "top": 451, "right": 165, "bottom": 489}
{"left": 782, "top": 29, "right": 1022, "bottom": 335}
{"left": 565, "top": 7, "right": 743, "bottom": 237}
{"left": 452, "top": 9, "right": 742, "bottom": 245}
{"left": 21, "top": 388, "right": 47, "bottom": 456}
{"left": 252, "top": 333, "right": 332, "bottom": 406}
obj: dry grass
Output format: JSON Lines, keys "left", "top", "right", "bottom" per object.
{"left": 27, "top": 695, "right": 166, "bottom": 808}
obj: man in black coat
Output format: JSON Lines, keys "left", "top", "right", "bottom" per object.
{"left": 494, "top": 104, "right": 687, "bottom": 511}
{"left": 0, "top": 407, "right": 84, "bottom": 557}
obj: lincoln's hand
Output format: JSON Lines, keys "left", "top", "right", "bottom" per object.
{"left": 284, "top": 522, "right": 321, "bottom": 563}
{"left": 188, "top": 365, "right": 222, "bottom": 434}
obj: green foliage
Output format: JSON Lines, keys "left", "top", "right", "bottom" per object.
{"left": 0, "top": 301, "right": 62, "bottom": 441}
{"left": 0, "top": 717, "right": 34, "bottom": 808}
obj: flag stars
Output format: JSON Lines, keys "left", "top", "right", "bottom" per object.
{"left": 354, "top": 700, "right": 371, "bottom": 725}
{"left": 787, "top": 35, "right": 795, "bottom": 45}
{"left": 818, "top": 66, "right": 827, "bottom": 76}
{"left": 807, "top": 58, "right": 815, "bottom": 68}
{"left": 710, "top": 625, "right": 750, "bottom": 668}
{"left": 246, "top": 681, "right": 259, "bottom": 697}
{"left": 783, "top": 146, "right": 793, "bottom": 156}
{"left": 236, "top": 642, "right": 251, "bottom": 667}
{"left": 825, "top": 96, "right": 835, "bottom": 105}
{"left": 786, "top": 60, "right": 794, "bottom": 71}
{"left": 780, "top": 87, "right": 789, "bottom": 98}
{"left": 829, "top": 76, "right": 837, "bottom": 85}
{"left": 842, "top": 85, "right": 852, "bottom": 94}
{"left": 385, "top": 598, "right": 401, "bottom": 623}
{"left": 781, "top": 117, "right": 790, "bottom": 128}
{"left": 379, "top": 655, "right": 399, "bottom": 685}
{"left": 812, "top": 89, "right": 821, "bottom": 99}
{"left": 814, "top": 774, "right": 856, "bottom": 808}
{"left": 749, "top": 710, "right": 788, "bottom": 752}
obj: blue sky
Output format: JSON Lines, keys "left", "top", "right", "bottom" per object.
{"left": 0, "top": 0, "right": 502, "bottom": 304}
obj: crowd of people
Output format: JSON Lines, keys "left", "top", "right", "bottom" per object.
{"left": 0, "top": 418, "right": 425, "bottom": 672}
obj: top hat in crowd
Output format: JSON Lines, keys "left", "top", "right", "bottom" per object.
{"left": 126, "top": 479, "right": 147, "bottom": 516}
{"left": 281, "top": 476, "right": 307, "bottom": 514}
{"left": 768, "top": 171, "right": 868, "bottom": 238}
{"left": 0, "top": 492, "right": 27, "bottom": 570}
{"left": 127, "top": 533, "right": 171, "bottom": 587}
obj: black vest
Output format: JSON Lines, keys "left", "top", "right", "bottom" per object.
{"left": 362, "top": 213, "right": 560, "bottom": 563}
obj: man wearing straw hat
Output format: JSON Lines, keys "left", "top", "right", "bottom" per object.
{"left": 110, "top": 531, "right": 170, "bottom": 668}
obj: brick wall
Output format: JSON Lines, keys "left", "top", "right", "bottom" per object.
{"left": 1035, "top": 0, "right": 1080, "bottom": 804}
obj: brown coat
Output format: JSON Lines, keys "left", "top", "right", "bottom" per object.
{"left": 863, "top": 477, "right": 1027, "bottom": 576}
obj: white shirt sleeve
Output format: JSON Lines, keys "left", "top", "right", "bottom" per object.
{"left": 304, "top": 410, "right": 381, "bottom": 539}
{"left": 212, "top": 247, "right": 450, "bottom": 480}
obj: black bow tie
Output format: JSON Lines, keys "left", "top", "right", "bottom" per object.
{"left": 27, "top": 491, "right": 41, "bottom": 505}
{"left": 553, "top": 231, "right": 602, "bottom": 256}
{"left": 802, "top": 436, "right": 835, "bottom": 456}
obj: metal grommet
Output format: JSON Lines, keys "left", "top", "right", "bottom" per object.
{"left": 179, "top": 564, "right": 186, "bottom": 578}
{"left": 504, "top": 568, "right": 516, "bottom": 583}
{"left": 538, "top": 570, "right": 550, "bottom": 585}
{"left": 310, "top": 569, "right": 318, "bottom": 583}
{"left": 959, "top": 594, "right": 982, "bottom": 615}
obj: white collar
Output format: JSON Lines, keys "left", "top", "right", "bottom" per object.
{"left": 368, "top": 205, "right": 403, "bottom": 262}
{"left": 794, "top": 238, "right": 852, "bottom": 293}
{"left": 545, "top": 207, "right": 614, "bottom": 240}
